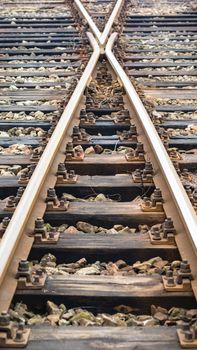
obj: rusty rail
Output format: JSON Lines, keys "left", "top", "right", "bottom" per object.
{"left": 0, "top": 32, "right": 100, "bottom": 291}
{"left": 74, "top": 0, "right": 101, "bottom": 40}
{"left": 74, "top": 0, "right": 124, "bottom": 46}
{"left": 106, "top": 32, "right": 197, "bottom": 297}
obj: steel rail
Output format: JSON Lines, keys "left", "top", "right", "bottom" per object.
{"left": 100, "top": 0, "right": 123, "bottom": 46}
{"left": 74, "top": 0, "right": 101, "bottom": 40}
{"left": 106, "top": 33, "right": 197, "bottom": 293}
{"left": 74, "top": 0, "right": 124, "bottom": 46}
{"left": 0, "top": 32, "right": 100, "bottom": 287}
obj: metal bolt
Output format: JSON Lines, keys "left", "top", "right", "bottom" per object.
{"left": 18, "top": 322, "right": 25, "bottom": 331}
{"left": 176, "top": 274, "right": 183, "bottom": 285}
{"left": 36, "top": 269, "right": 43, "bottom": 276}
{"left": 166, "top": 276, "right": 175, "bottom": 286}
{"left": 182, "top": 168, "right": 189, "bottom": 176}
{"left": 47, "top": 188, "right": 57, "bottom": 199}
{"left": 15, "top": 330, "right": 24, "bottom": 342}
{"left": 134, "top": 169, "right": 142, "bottom": 180}
{"left": 72, "top": 126, "right": 81, "bottom": 140}
{"left": 33, "top": 275, "right": 40, "bottom": 284}
{"left": 19, "top": 172, "right": 28, "bottom": 181}
{"left": 68, "top": 170, "right": 75, "bottom": 178}
{"left": 166, "top": 270, "right": 173, "bottom": 278}
{"left": 180, "top": 260, "right": 191, "bottom": 274}
{"left": 152, "top": 188, "right": 163, "bottom": 204}
{"left": 57, "top": 163, "right": 67, "bottom": 176}
{"left": 184, "top": 331, "right": 193, "bottom": 342}
{"left": 6, "top": 196, "right": 16, "bottom": 208}
{"left": 164, "top": 217, "right": 174, "bottom": 229}
{"left": 31, "top": 148, "right": 42, "bottom": 159}
{"left": 0, "top": 311, "right": 10, "bottom": 326}
{"left": 66, "top": 142, "right": 74, "bottom": 153}
{"left": 154, "top": 187, "right": 162, "bottom": 198}
{"left": 59, "top": 199, "right": 65, "bottom": 208}
{"left": 58, "top": 163, "right": 66, "bottom": 171}
{"left": 2, "top": 217, "right": 10, "bottom": 229}
{"left": 144, "top": 161, "right": 153, "bottom": 175}
{"left": 80, "top": 109, "right": 86, "bottom": 117}
{"left": 51, "top": 116, "right": 57, "bottom": 124}
{"left": 130, "top": 125, "right": 137, "bottom": 134}
{"left": 181, "top": 322, "right": 190, "bottom": 331}
{"left": 136, "top": 143, "right": 144, "bottom": 154}
{"left": 16, "top": 187, "right": 24, "bottom": 198}
{"left": 73, "top": 125, "right": 80, "bottom": 134}
{"left": 35, "top": 217, "right": 44, "bottom": 230}
{"left": 15, "top": 187, "right": 25, "bottom": 204}
{"left": 49, "top": 231, "right": 55, "bottom": 239}
{"left": 163, "top": 217, "right": 175, "bottom": 238}
{"left": 151, "top": 227, "right": 161, "bottom": 240}
{"left": 34, "top": 217, "right": 47, "bottom": 238}
{"left": 18, "top": 260, "right": 29, "bottom": 273}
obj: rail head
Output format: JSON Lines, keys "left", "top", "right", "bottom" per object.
{"left": 74, "top": 0, "right": 124, "bottom": 46}
{"left": 0, "top": 32, "right": 100, "bottom": 289}
{"left": 105, "top": 32, "right": 197, "bottom": 289}
{"left": 100, "top": 0, "right": 124, "bottom": 46}
{"left": 74, "top": 0, "right": 101, "bottom": 40}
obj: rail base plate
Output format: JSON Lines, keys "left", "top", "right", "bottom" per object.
{"left": 177, "top": 330, "right": 197, "bottom": 348}
{"left": 0, "top": 328, "right": 30, "bottom": 348}
{"left": 149, "top": 232, "right": 175, "bottom": 245}
{"left": 162, "top": 276, "right": 192, "bottom": 292}
{"left": 34, "top": 232, "right": 60, "bottom": 244}
{"left": 57, "top": 175, "right": 79, "bottom": 184}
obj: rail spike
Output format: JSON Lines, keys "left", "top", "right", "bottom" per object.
{"left": 33, "top": 218, "right": 60, "bottom": 245}
{"left": 141, "top": 188, "right": 164, "bottom": 212}
{"left": 56, "top": 163, "right": 79, "bottom": 184}
{"left": 162, "top": 260, "right": 193, "bottom": 293}
{"left": 16, "top": 260, "right": 46, "bottom": 290}
{"left": 45, "top": 188, "right": 69, "bottom": 212}
{"left": 65, "top": 142, "right": 85, "bottom": 161}
{"left": 0, "top": 311, "right": 30, "bottom": 348}
{"left": 149, "top": 218, "right": 176, "bottom": 245}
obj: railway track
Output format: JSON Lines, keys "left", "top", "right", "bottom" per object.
{"left": 80, "top": 0, "right": 116, "bottom": 31}
{"left": 0, "top": 0, "right": 196, "bottom": 349}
